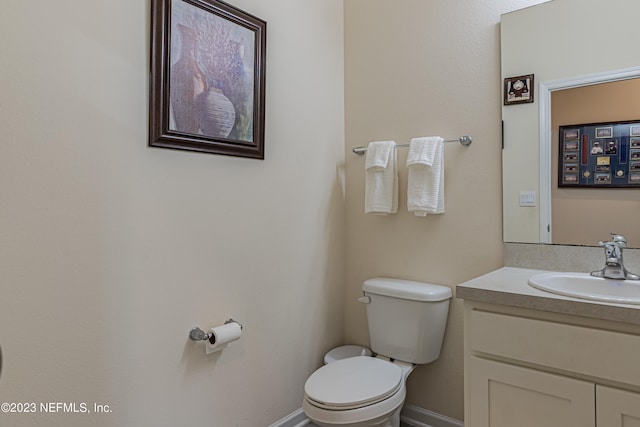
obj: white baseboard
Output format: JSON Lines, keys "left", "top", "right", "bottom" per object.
{"left": 400, "top": 403, "right": 464, "bottom": 427}
{"left": 269, "top": 404, "right": 463, "bottom": 427}
{"left": 267, "top": 408, "right": 312, "bottom": 427}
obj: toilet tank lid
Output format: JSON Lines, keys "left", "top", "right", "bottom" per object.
{"left": 363, "top": 278, "right": 452, "bottom": 301}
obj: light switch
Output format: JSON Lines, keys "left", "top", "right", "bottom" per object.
{"left": 519, "top": 190, "right": 536, "bottom": 207}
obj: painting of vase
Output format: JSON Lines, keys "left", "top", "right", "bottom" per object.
{"left": 150, "top": 0, "right": 265, "bottom": 158}
{"left": 168, "top": 0, "right": 256, "bottom": 142}
{"left": 170, "top": 24, "right": 206, "bottom": 134}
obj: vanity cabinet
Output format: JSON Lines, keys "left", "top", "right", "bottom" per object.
{"left": 597, "top": 386, "right": 640, "bottom": 427}
{"left": 468, "top": 356, "right": 595, "bottom": 427}
{"left": 463, "top": 301, "right": 640, "bottom": 427}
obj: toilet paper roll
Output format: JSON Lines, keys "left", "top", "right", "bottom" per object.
{"left": 205, "top": 322, "right": 242, "bottom": 355}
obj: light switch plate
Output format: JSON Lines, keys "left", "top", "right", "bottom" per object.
{"left": 519, "top": 190, "right": 536, "bottom": 207}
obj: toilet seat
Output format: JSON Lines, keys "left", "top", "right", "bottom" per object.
{"left": 304, "top": 356, "right": 402, "bottom": 410}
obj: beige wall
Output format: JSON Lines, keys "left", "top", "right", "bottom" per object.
{"left": 552, "top": 79, "right": 640, "bottom": 247}
{"left": 344, "top": 0, "right": 545, "bottom": 420}
{"left": 0, "top": 1, "right": 345, "bottom": 426}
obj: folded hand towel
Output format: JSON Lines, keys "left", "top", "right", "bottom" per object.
{"left": 365, "top": 140, "right": 394, "bottom": 171}
{"left": 406, "top": 137, "right": 444, "bottom": 216}
{"left": 365, "top": 141, "right": 398, "bottom": 215}
{"left": 407, "top": 136, "right": 439, "bottom": 166}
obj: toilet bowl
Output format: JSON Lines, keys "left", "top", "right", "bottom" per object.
{"left": 302, "top": 278, "right": 452, "bottom": 427}
{"left": 303, "top": 356, "right": 414, "bottom": 427}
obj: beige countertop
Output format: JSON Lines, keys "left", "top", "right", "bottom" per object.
{"left": 456, "top": 267, "right": 640, "bottom": 325}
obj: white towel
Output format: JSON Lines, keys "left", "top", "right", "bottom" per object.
{"left": 406, "top": 137, "right": 445, "bottom": 216}
{"left": 365, "top": 141, "right": 398, "bottom": 215}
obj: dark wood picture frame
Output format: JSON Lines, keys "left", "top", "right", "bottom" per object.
{"left": 150, "top": 0, "right": 266, "bottom": 159}
{"left": 504, "top": 74, "right": 534, "bottom": 105}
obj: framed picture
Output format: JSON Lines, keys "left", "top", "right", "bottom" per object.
{"left": 558, "top": 120, "right": 640, "bottom": 188}
{"left": 595, "top": 173, "right": 612, "bottom": 184}
{"left": 563, "top": 129, "right": 579, "bottom": 140}
{"left": 504, "top": 74, "right": 534, "bottom": 105}
{"left": 595, "top": 127, "right": 613, "bottom": 138}
{"left": 564, "top": 140, "right": 579, "bottom": 151}
{"left": 590, "top": 140, "right": 604, "bottom": 155}
{"left": 149, "top": 0, "right": 267, "bottom": 159}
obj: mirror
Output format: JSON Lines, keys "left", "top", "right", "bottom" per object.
{"left": 551, "top": 79, "right": 640, "bottom": 247}
{"left": 501, "top": 0, "right": 640, "bottom": 247}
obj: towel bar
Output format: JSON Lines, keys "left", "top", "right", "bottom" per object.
{"left": 352, "top": 135, "right": 472, "bottom": 156}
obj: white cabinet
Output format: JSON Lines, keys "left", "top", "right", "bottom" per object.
{"left": 467, "top": 356, "right": 595, "bottom": 427}
{"left": 463, "top": 302, "right": 640, "bottom": 427}
{"left": 597, "top": 385, "right": 640, "bottom": 427}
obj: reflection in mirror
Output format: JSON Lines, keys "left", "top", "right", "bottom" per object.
{"left": 551, "top": 79, "right": 640, "bottom": 247}
{"left": 501, "top": 0, "right": 640, "bottom": 247}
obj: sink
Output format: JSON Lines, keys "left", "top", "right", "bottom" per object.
{"left": 528, "top": 272, "right": 640, "bottom": 305}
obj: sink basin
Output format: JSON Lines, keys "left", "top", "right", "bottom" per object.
{"left": 528, "top": 272, "right": 640, "bottom": 305}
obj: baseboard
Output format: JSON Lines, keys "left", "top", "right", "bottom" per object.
{"left": 269, "top": 404, "right": 463, "bottom": 427}
{"left": 267, "top": 408, "right": 312, "bottom": 427}
{"left": 400, "top": 403, "right": 464, "bottom": 427}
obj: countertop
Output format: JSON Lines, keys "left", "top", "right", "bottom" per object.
{"left": 456, "top": 267, "right": 640, "bottom": 325}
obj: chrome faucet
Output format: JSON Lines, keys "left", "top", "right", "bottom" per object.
{"left": 590, "top": 234, "right": 640, "bottom": 280}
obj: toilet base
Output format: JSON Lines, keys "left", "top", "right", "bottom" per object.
{"left": 307, "top": 404, "right": 402, "bottom": 427}
{"left": 303, "top": 385, "right": 405, "bottom": 427}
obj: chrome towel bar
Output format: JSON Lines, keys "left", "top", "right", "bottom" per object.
{"left": 352, "top": 135, "right": 472, "bottom": 156}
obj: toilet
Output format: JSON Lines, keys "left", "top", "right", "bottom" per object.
{"left": 324, "top": 345, "right": 372, "bottom": 364}
{"left": 302, "top": 277, "right": 452, "bottom": 427}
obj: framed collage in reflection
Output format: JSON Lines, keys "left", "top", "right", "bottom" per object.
{"left": 559, "top": 120, "right": 640, "bottom": 187}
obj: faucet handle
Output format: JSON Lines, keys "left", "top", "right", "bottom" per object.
{"left": 599, "top": 233, "right": 627, "bottom": 247}
{"left": 610, "top": 233, "right": 628, "bottom": 248}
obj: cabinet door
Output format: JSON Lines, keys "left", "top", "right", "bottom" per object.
{"left": 597, "top": 385, "right": 640, "bottom": 427}
{"left": 467, "top": 357, "right": 595, "bottom": 427}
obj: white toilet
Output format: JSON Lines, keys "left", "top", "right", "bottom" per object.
{"left": 303, "top": 277, "right": 452, "bottom": 427}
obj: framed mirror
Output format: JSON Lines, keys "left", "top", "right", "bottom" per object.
{"left": 501, "top": 0, "right": 640, "bottom": 247}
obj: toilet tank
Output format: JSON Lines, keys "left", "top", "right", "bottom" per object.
{"left": 362, "top": 278, "right": 452, "bottom": 364}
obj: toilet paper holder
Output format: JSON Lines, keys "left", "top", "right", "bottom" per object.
{"left": 189, "top": 319, "right": 243, "bottom": 343}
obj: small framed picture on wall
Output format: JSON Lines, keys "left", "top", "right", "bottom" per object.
{"left": 504, "top": 74, "right": 534, "bottom": 105}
